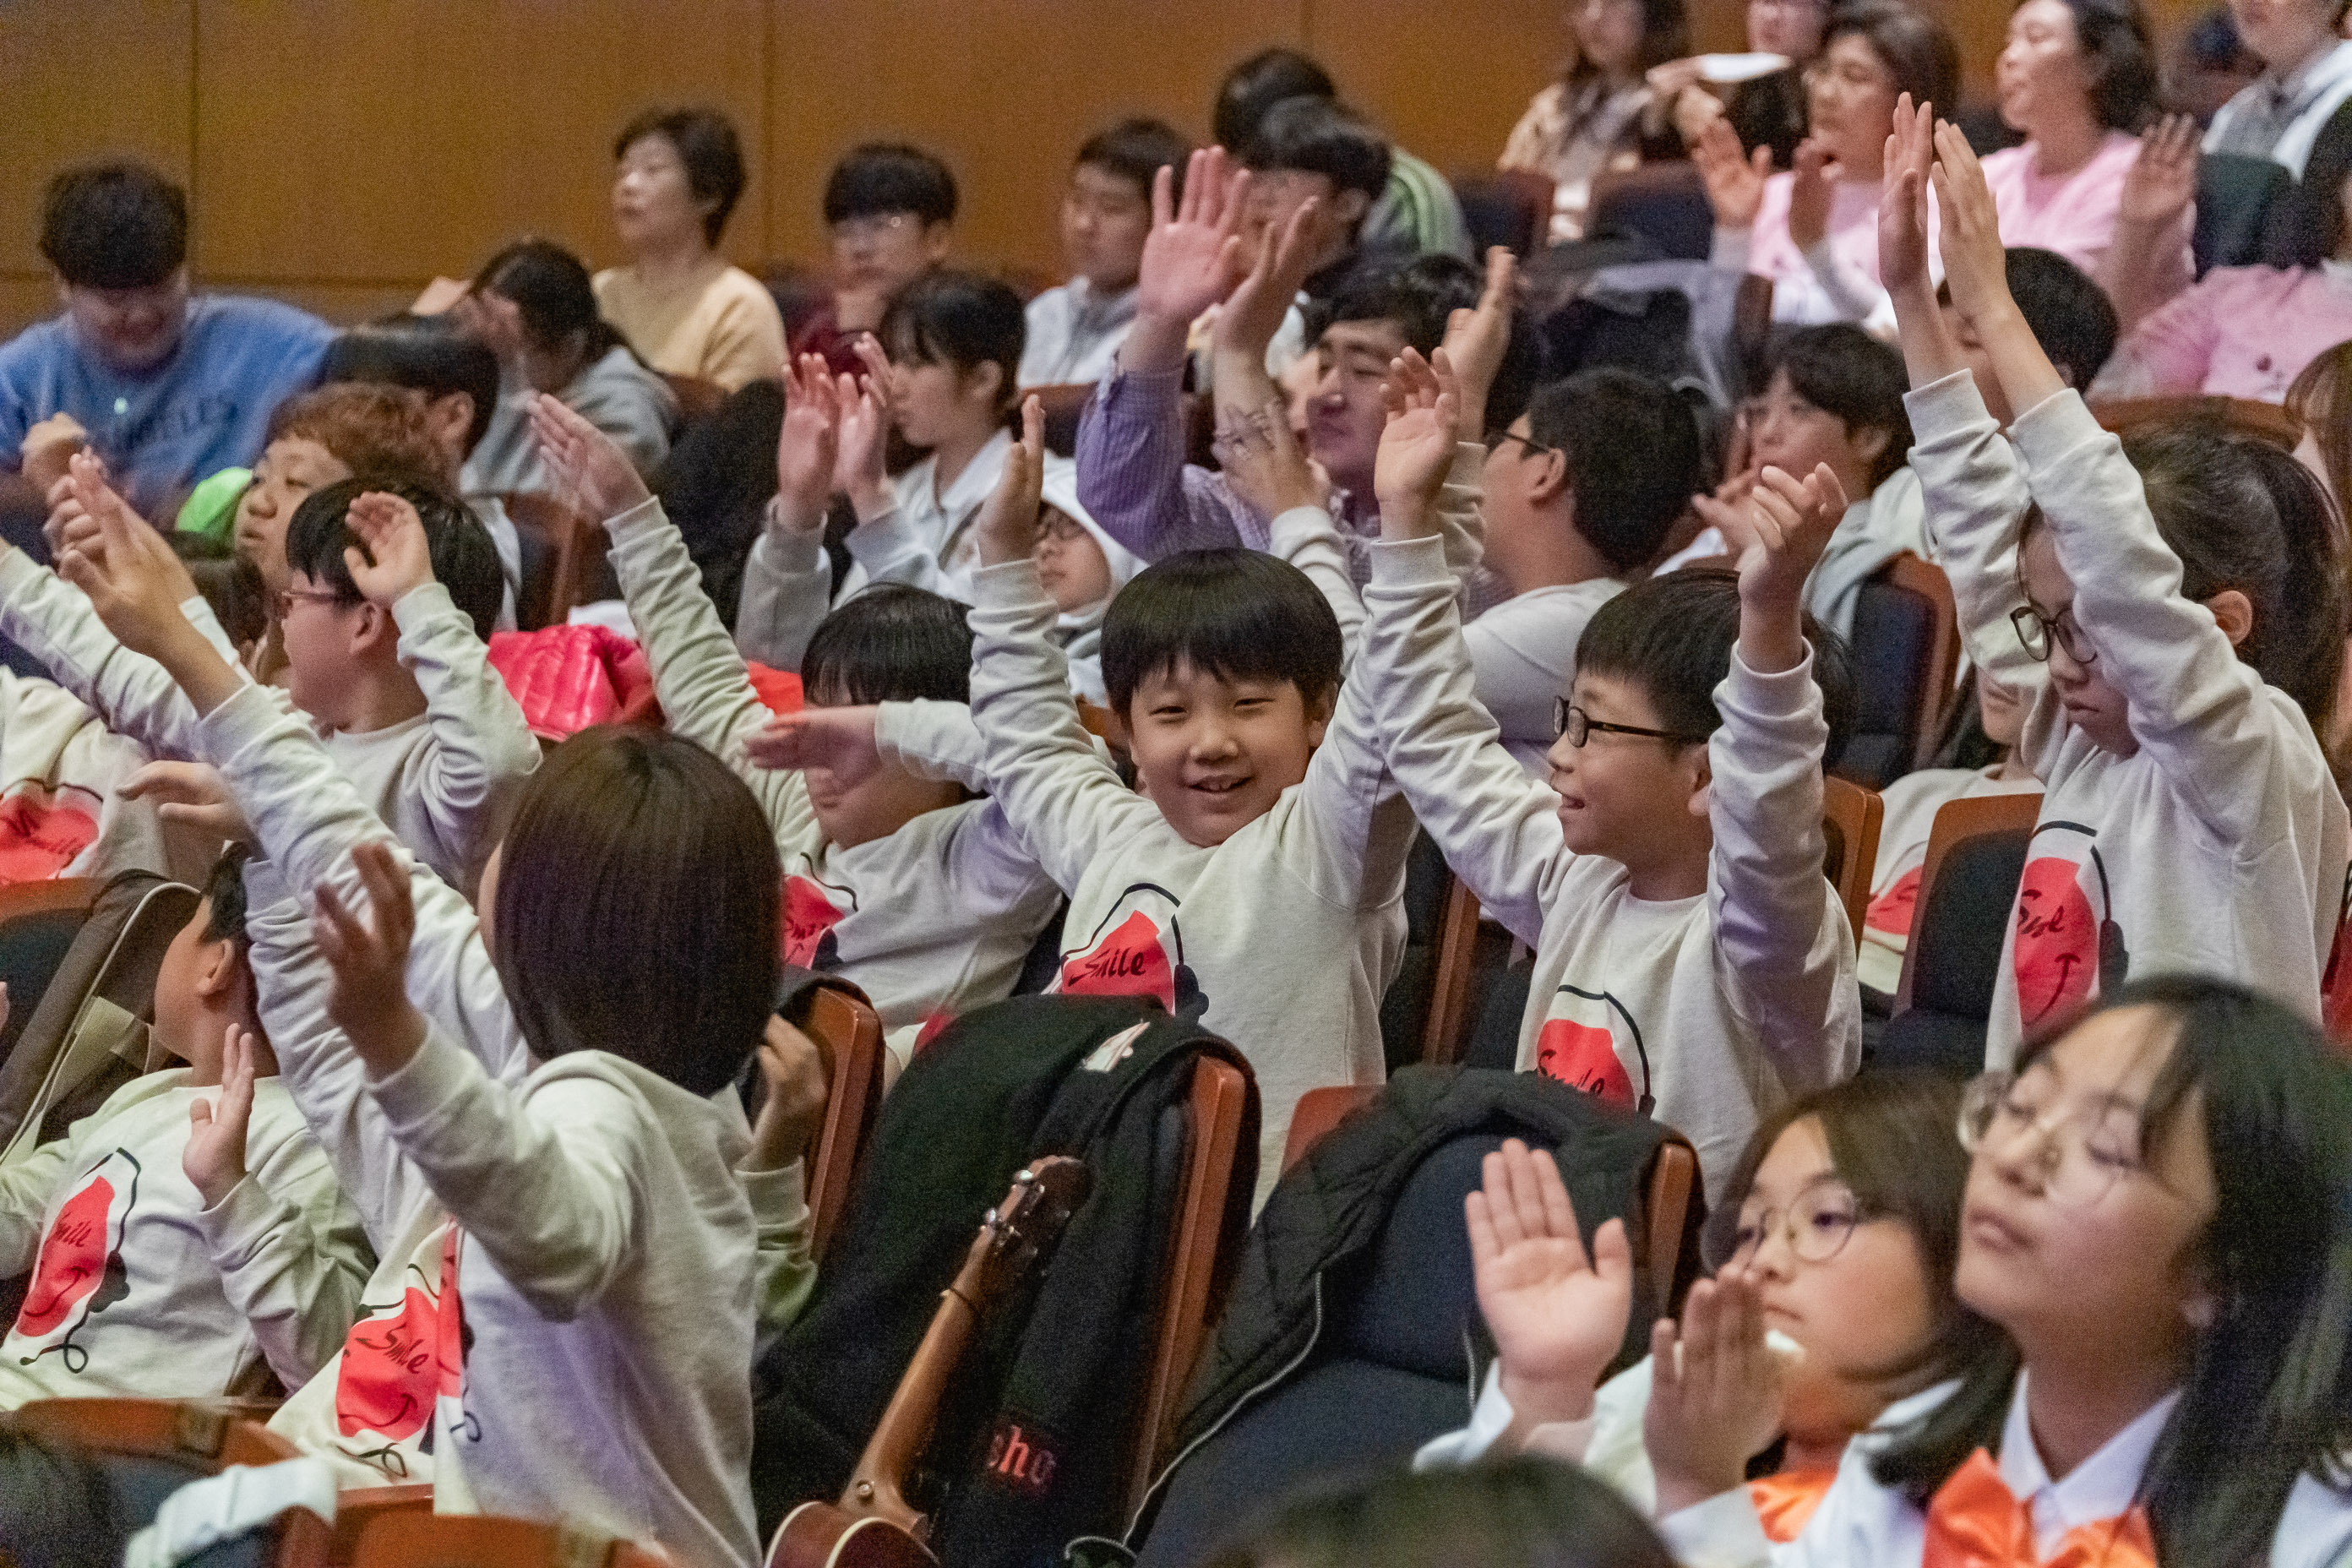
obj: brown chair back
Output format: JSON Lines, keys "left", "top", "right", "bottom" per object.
{"left": 501, "top": 492, "right": 601, "bottom": 630}
{"left": 661, "top": 373, "right": 729, "bottom": 424}
{"left": 802, "top": 984, "right": 886, "bottom": 1264}
{"left": 1881, "top": 553, "right": 1962, "bottom": 774}
{"left": 1821, "top": 776, "right": 1886, "bottom": 942}
{"left": 1420, "top": 875, "right": 1485, "bottom": 1066}
{"left": 351, "top": 1513, "right": 674, "bottom": 1568}
{"left": 1893, "top": 789, "right": 2045, "bottom": 1015}
{"left": 2090, "top": 395, "right": 2302, "bottom": 450}
{"left": 327, "top": 1484, "right": 435, "bottom": 1563}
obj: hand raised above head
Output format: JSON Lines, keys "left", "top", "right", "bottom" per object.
{"left": 54, "top": 453, "right": 201, "bottom": 660}
{"left": 744, "top": 705, "right": 885, "bottom": 788}
{"left": 776, "top": 353, "right": 843, "bottom": 520}
{"left": 313, "top": 841, "right": 427, "bottom": 1079}
{"left": 530, "top": 393, "right": 652, "bottom": 522}
{"left": 1692, "top": 116, "right": 1771, "bottom": 231}
{"left": 1930, "top": 120, "right": 2013, "bottom": 331}
{"left": 975, "top": 396, "right": 1047, "bottom": 568}
{"left": 1373, "top": 347, "right": 1463, "bottom": 527}
{"left": 343, "top": 489, "right": 435, "bottom": 608}
{"left": 1135, "top": 146, "right": 1251, "bottom": 330}
{"left": 1877, "top": 94, "right": 1936, "bottom": 299}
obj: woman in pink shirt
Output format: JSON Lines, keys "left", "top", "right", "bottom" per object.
{"left": 2094, "top": 102, "right": 2352, "bottom": 401}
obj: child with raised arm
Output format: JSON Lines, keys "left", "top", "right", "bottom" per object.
{"left": 1882, "top": 98, "right": 2349, "bottom": 1058}
{"left": 529, "top": 390, "right": 1061, "bottom": 1071}
{"left": 1359, "top": 352, "right": 1861, "bottom": 1193}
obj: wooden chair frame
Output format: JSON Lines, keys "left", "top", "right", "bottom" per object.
{"left": 328, "top": 1484, "right": 436, "bottom": 1563}
{"left": 1892, "top": 790, "right": 2044, "bottom": 1015}
{"left": 351, "top": 1512, "right": 674, "bottom": 1568}
{"left": 801, "top": 985, "right": 886, "bottom": 1264}
{"left": 2090, "top": 395, "right": 2302, "bottom": 451}
{"left": 1821, "top": 776, "right": 1886, "bottom": 942}
{"left": 502, "top": 492, "right": 601, "bottom": 629}
{"left": 1419, "top": 875, "right": 1485, "bottom": 1067}
{"left": 1879, "top": 553, "right": 1962, "bottom": 774}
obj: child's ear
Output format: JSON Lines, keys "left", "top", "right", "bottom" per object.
{"left": 1853, "top": 426, "right": 1891, "bottom": 474}
{"left": 1528, "top": 449, "right": 1571, "bottom": 508}
{"left": 1683, "top": 744, "right": 1713, "bottom": 822}
{"left": 1304, "top": 686, "right": 1337, "bottom": 748}
{"left": 351, "top": 602, "right": 398, "bottom": 657}
{"left": 922, "top": 221, "right": 953, "bottom": 264}
{"left": 193, "top": 934, "right": 238, "bottom": 1001}
{"left": 2204, "top": 587, "right": 2256, "bottom": 649}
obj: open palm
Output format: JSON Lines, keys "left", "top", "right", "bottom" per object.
{"left": 1468, "top": 1140, "right": 1631, "bottom": 1406}
{"left": 1136, "top": 147, "right": 1249, "bottom": 324}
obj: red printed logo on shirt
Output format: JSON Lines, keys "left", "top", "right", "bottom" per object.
{"left": 335, "top": 1225, "right": 465, "bottom": 1453}
{"left": 13, "top": 1150, "right": 139, "bottom": 1373}
{"left": 1865, "top": 865, "right": 1924, "bottom": 936}
{"left": 2010, "top": 823, "right": 2124, "bottom": 1031}
{"left": 0, "top": 787, "right": 100, "bottom": 885}
{"left": 1054, "top": 884, "right": 1207, "bottom": 1021}
{"left": 1533, "top": 986, "right": 1649, "bottom": 1113}
{"left": 781, "top": 869, "right": 852, "bottom": 972}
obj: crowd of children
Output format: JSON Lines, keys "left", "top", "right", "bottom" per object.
{"left": 1, "top": 17, "right": 2351, "bottom": 1565}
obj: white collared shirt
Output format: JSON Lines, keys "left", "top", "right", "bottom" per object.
{"left": 1019, "top": 279, "right": 1141, "bottom": 389}
{"left": 2206, "top": 37, "right": 2352, "bottom": 176}
{"left": 836, "top": 426, "right": 1017, "bottom": 607}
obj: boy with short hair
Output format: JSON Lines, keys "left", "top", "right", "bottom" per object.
{"left": 1241, "top": 98, "right": 1400, "bottom": 301}
{"left": 794, "top": 143, "right": 960, "bottom": 373}
{"left": 1362, "top": 356, "right": 1863, "bottom": 1193}
{"left": 1020, "top": 118, "right": 1194, "bottom": 389}
{"left": 0, "top": 847, "right": 368, "bottom": 1407}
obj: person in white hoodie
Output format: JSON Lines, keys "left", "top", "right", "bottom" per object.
{"left": 0, "top": 847, "right": 369, "bottom": 1407}
{"left": 54, "top": 493, "right": 803, "bottom": 1568}
{"left": 1034, "top": 465, "right": 1144, "bottom": 707}
{"left": 1885, "top": 101, "right": 2350, "bottom": 1061}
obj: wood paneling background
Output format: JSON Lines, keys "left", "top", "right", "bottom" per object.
{"left": 0, "top": 0, "right": 2213, "bottom": 339}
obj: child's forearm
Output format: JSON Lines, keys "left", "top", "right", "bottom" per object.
{"left": 1891, "top": 276, "right": 1964, "bottom": 389}
{"left": 1977, "top": 300, "right": 2068, "bottom": 422}
{"left": 1736, "top": 594, "right": 1805, "bottom": 676}
{"left": 151, "top": 613, "right": 249, "bottom": 718}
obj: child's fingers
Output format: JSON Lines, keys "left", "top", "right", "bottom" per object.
{"left": 1466, "top": 1190, "right": 1502, "bottom": 1274}
{"left": 1531, "top": 1145, "right": 1580, "bottom": 1244}
{"left": 1482, "top": 1147, "right": 1529, "bottom": 1251}
{"left": 313, "top": 883, "right": 362, "bottom": 969}
{"left": 1589, "top": 1216, "right": 1631, "bottom": 1287}
{"left": 1020, "top": 395, "right": 1044, "bottom": 462}
{"left": 1500, "top": 1140, "right": 1559, "bottom": 1255}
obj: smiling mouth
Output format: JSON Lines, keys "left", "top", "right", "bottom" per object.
{"left": 1189, "top": 777, "right": 1250, "bottom": 797}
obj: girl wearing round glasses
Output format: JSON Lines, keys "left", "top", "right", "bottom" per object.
{"left": 1642, "top": 976, "right": 2352, "bottom": 1565}
{"left": 1418, "top": 1072, "right": 1996, "bottom": 1544}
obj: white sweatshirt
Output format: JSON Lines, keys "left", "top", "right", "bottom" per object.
{"left": 1908, "top": 371, "right": 2350, "bottom": 1063}
{"left": 1857, "top": 765, "right": 2043, "bottom": 996}
{"left": 0, "top": 1067, "right": 369, "bottom": 1407}
{"left": 196, "top": 681, "right": 776, "bottom": 1567}
{"left": 0, "top": 550, "right": 538, "bottom": 901}
{"left": 1462, "top": 578, "right": 1625, "bottom": 776}
{"left": 602, "top": 495, "right": 1061, "bottom": 1070}
{"left": 1361, "top": 534, "right": 1859, "bottom": 1195}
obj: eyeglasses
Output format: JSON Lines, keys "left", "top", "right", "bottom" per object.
{"left": 1494, "top": 430, "right": 1559, "bottom": 462}
{"left": 1705, "top": 1180, "right": 1867, "bottom": 1271}
{"left": 834, "top": 214, "right": 919, "bottom": 245}
{"left": 277, "top": 587, "right": 356, "bottom": 616}
{"left": 1957, "top": 1070, "right": 2147, "bottom": 1209}
{"left": 2010, "top": 603, "right": 2098, "bottom": 665}
{"left": 1553, "top": 699, "right": 1705, "bottom": 749}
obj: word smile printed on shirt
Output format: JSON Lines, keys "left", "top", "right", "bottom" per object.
{"left": 781, "top": 866, "right": 853, "bottom": 972}
{"left": 1534, "top": 984, "right": 1652, "bottom": 1113}
{"left": 1054, "top": 883, "right": 1209, "bottom": 1021}
{"left": 14, "top": 1149, "right": 139, "bottom": 1373}
{"left": 333, "top": 1225, "right": 466, "bottom": 1476}
{"left": 2011, "top": 821, "right": 2125, "bottom": 1028}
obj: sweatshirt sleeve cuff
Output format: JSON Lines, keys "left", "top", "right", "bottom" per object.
{"left": 602, "top": 493, "right": 668, "bottom": 547}
{"left": 749, "top": 520, "right": 825, "bottom": 580}
{"left": 1723, "top": 641, "right": 1819, "bottom": 709}
{"left": 1711, "top": 225, "right": 1755, "bottom": 272}
{"left": 1902, "top": 368, "right": 1995, "bottom": 438}
{"left": 0, "top": 547, "right": 38, "bottom": 599}
{"left": 1367, "top": 534, "right": 1456, "bottom": 591}
{"left": 1266, "top": 504, "right": 1338, "bottom": 556}
{"left": 2006, "top": 387, "right": 2106, "bottom": 473}
{"left": 740, "top": 1159, "right": 810, "bottom": 1227}
{"left": 389, "top": 580, "right": 462, "bottom": 636}
{"left": 363, "top": 1021, "right": 476, "bottom": 1137}
{"left": 973, "top": 558, "right": 1056, "bottom": 613}
{"left": 191, "top": 1171, "right": 295, "bottom": 1257}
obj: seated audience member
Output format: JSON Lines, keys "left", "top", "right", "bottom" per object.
{"left": 1647, "top": 0, "right": 1831, "bottom": 170}
{"left": 1697, "top": 3, "right": 1960, "bottom": 332}
{"left": 791, "top": 143, "right": 959, "bottom": 375}
{"left": 1938, "top": 245, "right": 2121, "bottom": 426}
{"left": 1647, "top": 979, "right": 2352, "bottom": 1567}
{"left": 1982, "top": 0, "right": 2180, "bottom": 299}
{"left": 1419, "top": 1073, "right": 1996, "bottom": 1543}
{"left": 1034, "top": 466, "right": 1145, "bottom": 705}
{"left": 1242, "top": 98, "right": 1403, "bottom": 316}
{"left": 595, "top": 106, "right": 787, "bottom": 393}
{"left": 0, "top": 848, "right": 368, "bottom": 1408}
{"left": 1889, "top": 116, "right": 2349, "bottom": 1059}
{"left": 0, "top": 162, "right": 332, "bottom": 518}
{"left": 1206, "top": 1456, "right": 1680, "bottom": 1568}
{"left": 2166, "top": 3, "right": 2263, "bottom": 124}
{"left": 2093, "top": 100, "right": 2352, "bottom": 400}
{"left": 1364, "top": 351, "right": 1861, "bottom": 1192}
{"left": 2204, "top": 0, "right": 2352, "bottom": 173}
{"left": 458, "top": 239, "right": 677, "bottom": 498}
{"left": 531, "top": 392, "right": 1061, "bottom": 1070}
{"left": 1214, "top": 47, "right": 1472, "bottom": 261}
{"left": 1501, "top": 0, "right": 1690, "bottom": 242}
{"left": 1020, "top": 118, "right": 1193, "bottom": 389}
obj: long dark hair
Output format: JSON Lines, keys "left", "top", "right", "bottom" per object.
{"left": 1564, "top": 0, "right": 1690, "bottom": 90}
{"left": 473, "top": 238, "right": 629, "bottom": 368}
{"left": 1873, "top": 977, "right": 2352, "bottom": 1565}
{"left": 1826, "top": 3, "right": 1963, "bottom": 117}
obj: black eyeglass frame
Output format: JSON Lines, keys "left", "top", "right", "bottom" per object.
{"left": 1552, "top": 698, "right": 1709, "bottom": 748}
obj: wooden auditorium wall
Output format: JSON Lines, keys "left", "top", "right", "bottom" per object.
{"left": 0, "top": 0, "right": 2214, "bottom": 340}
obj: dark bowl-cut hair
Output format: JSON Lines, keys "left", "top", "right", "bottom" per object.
{"left": 200, "top": 845, "right": 253, "bottom": 949}
{"left": 1213, "top": 46, "right": 1338, "bottom": 153}
{"left": 613, "top": 106, "right": 749, "bottom": 248}
{"left": 2000, "top": 247, "right": 2118, "bottom": 390}
{"left": 1827, "top": 3, "right": 1962, "bottom": 118}
{"left": 40, "top": 161, "right": 187, "bottom": 291}
{"left": 490, "top": 728, "right": 780, "bottom": 1099}
{"left": 283, "top": 476, "right": 506, "bottom": 641}
{"left": 473, "top": 238, "right": 627, "bottom": 364}
{"left": 322, "top": 316, "right": 501, "bottom": 459}
{"left": 824, "top": 142, "right": 959, "bottom": 227}
{"left": 1761, "top": 324, "right": 1914, "bottom": 491}
{"left": 803, "top": 583, "right": 976, "bottom": 707}
{"left": 1576, "top": 565, "right": 1857, "bottom": 763}
{"left": 1317, "top": 253, "right": 1544, "bottom": 433}
{"left": 2023, "top": 0, "right": 2159, "bottom": 131}
{"left": 879, "top": 269, "right": 1026, "bottom": 414}
{"left": 1526, "top": 369, "right": 1704, "bottom": 574}
{"left": 1076, "top": 117, "right": 1194, "bottom": 204}
{"left": 1102, "top": 548, "right": 1343, "bottom": 719}
{"left": 1241, "top": 96, "right": 1391, "bottom": 205}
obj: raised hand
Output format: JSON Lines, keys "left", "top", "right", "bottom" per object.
{"left": 1696, "top": 462, "right": 1848, "bottom": 672}
{"left": 313, "top": 841, "right": 427, "bottom": 1079}
{"left": 1693, "top": 117, "right": 1772, "bottom": 231}
{"left": 1467, "top": 1139, "right": 1632, "bottom": 1434}
{"left": 530, "top": 393, "right": 651, "bottom": 523}
{"left": 2117, "top": 113, "right": 2199, "bottom": 231}
{"left": 775, "top": 353, "right": 842, "bottom": 525}
{"left": 1930, "top": 120, "right": 2014, "bottom": 331}
{"left": 1213, "top": 193, "right": 1331, "bottom": 363}
{"left": 976, "top": 396, "right": 1046, "bottom": 567}
{"left": 182, "top": 1025, "right": 259, "bottom": 1208}
{"left": 343, "top": 490, "right": 435, "bottom": 608}
{"left": 1441, "top": 247, "right": 1519, "bottom": 439}
{"left": 1126, "top": 147, "right": 1252, "bottom": 371}
{"left": 1878, "top": 95, "right": 1936, "bottom": 299}
{"left": 54, "top": 454, "right": 203, "bottom": 662}
{"left": 1373, "top": 348, "right": 1462, "bottom": 536}
{"left": 836, "top": 337, "right": 896, "bottom": 517}
{"left": 21, "top": 413, "right": 89, "bottom": 498}
{"left": 121, "top": 760, "right": 256, "bottom": 847}
{"left": 1645, "top": 1271, "right": 1787, "bottom": 1516}
{"left": 748, "top": 1016, "right": 830, "bottom": 1171}
{"left": 1786, "top": 138, "right": 1835, "bottom": 254}
{"left": 744, "top": 705, "right": 885, "bottom": 785}
{"left": 1216, "top": 398, "right": 1328, "bottom": 520}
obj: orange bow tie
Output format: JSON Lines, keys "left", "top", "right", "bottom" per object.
{"left": 1924, "top": 1448, "right": 2156, "bottom": 1568}
{"left": 1749, "top": 1468, "right": 1838, "bottom": 1544}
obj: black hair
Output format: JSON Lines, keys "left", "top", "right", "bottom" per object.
{"left": 1314, "top": 255, "right": 1545, "bottom": 437}
{"left": 1075, "top": 117, "right": 1194, "bottom": 204}
{"left": 2179, "top": 3, "right": 2250, "bottom": 71}
{"left": 1240, "top": 96, "right": 1391, "bottom": 206}
{"left": 1525, "top": 368, "right": 1705, "bottom": 574}
{"left": 472, "top": 238, "right": 629, "bottom": 365}
{"left": 612, "top": 106, "right": 748, "bottom": 247}
{"left": 200, "top": 845, "right": 253, "bottom": 948}
{"left": 1565, "top": 0, "right": 1690, "bottom": 86}
{"left": 490, "top": 727, "right": 779, "bottom": 1099}
{"left": 1576, "top": 565, "right": 1858, "bottom": 760}
{"left": 1102, "top": 548, "right": 1343, "bottom": 718}
{"left": 2021, "top": 0, "right": 2159, "bottom": 131}
{"left": 1872, "top": 976, "right": 2352, "bottom": 1567}
{"left": 1827, "top": 3, "right": 1963, "bottom": 117}
{"left": 879, "top": 269, "right": 1026, "bottom": 415}
{"left": 802, "top": 583, "right": 976, "bottom": 706}
{"left": 1762, "top": 324, "right": 1913, "bottom": 490}
{"left": 824, "top": 142, "right": 959, "bottom": 227}
{"left": 169, "top": 530, "right": 269, "bottom": 651}
{"left": 1200, "top": 1455, "right": 1678, "bottom": 1568}
{"left": 321, "top": 316, "right": 501, "bottom": 459}
{"left": 2001, "top": 247, "right": 2119, "bottom": 390}
{"left": 1214, "top": 46, "right": 1339, "bottom": 152}
{"left": 0, "top": 1425, "right": 125, "bottom": 1568}
{"left": 2280, "top": 98, "right": 2352, "bottom": 266}
{"left": 282, "top": 476, "right": 506, "bottom": 642}
{"left": 38, "top": 161, "right": 186, "bottom": 291}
